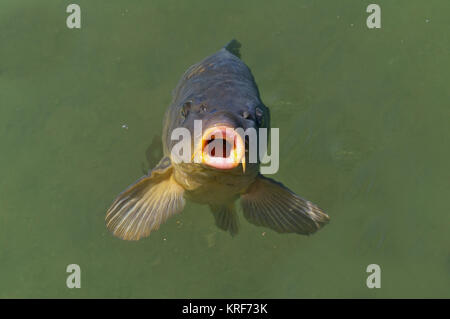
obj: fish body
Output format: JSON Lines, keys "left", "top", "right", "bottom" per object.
{"left": 106, "top": 40, "right": 329, "bottom": 240}
{"left": 165, "top": 44, "right": 260, "bottom": 206}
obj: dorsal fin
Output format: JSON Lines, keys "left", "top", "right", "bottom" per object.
{"left": 224, "top": 39, "right": 241, "bottom": 58}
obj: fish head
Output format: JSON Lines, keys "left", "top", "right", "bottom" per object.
{"left": 171, "top": 95, "right": 269, "bottom": 172}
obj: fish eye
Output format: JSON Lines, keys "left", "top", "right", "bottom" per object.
{"left": 255, "top": 107, "right": 263, "bottom": 118}
{"left": 181, "top": 100, "right": 192, "bottom": 117}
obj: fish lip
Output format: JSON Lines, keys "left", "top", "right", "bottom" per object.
{"left": 197, "top": 125, "right": 245, "bottom": 170}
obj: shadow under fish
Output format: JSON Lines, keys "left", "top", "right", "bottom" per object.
{"left": 141, "top": 134, "right": 164, "bottom": 175}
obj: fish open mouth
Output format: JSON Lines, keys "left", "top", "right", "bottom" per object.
{"left": 196, "top": 126, "right": 245, "bottom": 170}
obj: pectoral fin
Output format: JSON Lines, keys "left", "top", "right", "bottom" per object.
{"left": 105, "top": 157, "right": 185, "bottom": 241}
{"left": 209, "top": 203, "right": 239, "bottom": 236}
{"left": 241, "top": 175, "right": 329, "bottom": 235}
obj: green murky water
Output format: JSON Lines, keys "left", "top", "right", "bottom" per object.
{"left": 1, "top": 0, "right": 449, "bottom": 298}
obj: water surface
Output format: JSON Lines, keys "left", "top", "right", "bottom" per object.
{"left": 0, "top": 0, "right": 449, "bottom": 298}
